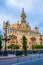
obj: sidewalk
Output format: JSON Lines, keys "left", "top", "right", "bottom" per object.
{"left": 0, "top": 54, "right": 43, "bottom": 60}
{"left": 0, "top": 54, "right": 27, "bottom": 60}
{"left": 0, "top": 54, "right": 16, "bottom": 60}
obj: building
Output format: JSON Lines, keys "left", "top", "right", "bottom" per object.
{"left": 41, "top": 35, "right": 43, "bottom": 44}
{"left": 2, "top": 8, "right": 41, "bottom": 50}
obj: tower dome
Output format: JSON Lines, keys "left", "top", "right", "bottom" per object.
{"left": 21, "top": 8, "right": 26, "bottom": 17}
{"left": 21, "top": 8, "right": 26, "bottom": 23}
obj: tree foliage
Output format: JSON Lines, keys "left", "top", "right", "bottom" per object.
{"left": 7, "top": 44, "right": 20, "bottom": 50}
{"left": 32, "top": 44, "right": 43, "bottom": 49}
{"left": 22, "top": 35, "right": 27, "bottom": 56}
{"left": 14, "top": 44, "right": 20, "bottom": 50}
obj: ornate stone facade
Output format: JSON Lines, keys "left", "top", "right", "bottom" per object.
{"left": 2, "top": 8, "right": 41, "bottom": 50}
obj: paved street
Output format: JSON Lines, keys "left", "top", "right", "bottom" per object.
{"left": 0, "top": 54, "right": 43, "bottom": 65}
{"left": 13, "top": 58, "right": 43, "bottom": 65}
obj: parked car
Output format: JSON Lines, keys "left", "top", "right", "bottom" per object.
{"left": 3, "top": 50, "right": 8, "bottom": 56}
{"left": 37, "top": 50, "right": 43, "bottom": 54}
{"left": 0, "top": 50, "right": 2, "bottom": 55}
{"left": 27, "top": 50, "right": 33, "bottom": 54}
{"left": 32, "top": 50, "right": 38, "bottom": 54}
{"left": 15, "top": 50, "right": 22, "bottom": 56}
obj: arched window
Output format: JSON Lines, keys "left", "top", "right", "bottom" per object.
{"left": 7, "top": 29, "right": 10, "bottom": 33}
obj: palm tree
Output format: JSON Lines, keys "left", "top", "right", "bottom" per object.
{"left": 22, "top": 35, "right": 27, "bottom": 56}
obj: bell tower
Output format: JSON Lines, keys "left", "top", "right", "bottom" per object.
{"left": 21, "top": 8, "right": 26, "bottom": 24}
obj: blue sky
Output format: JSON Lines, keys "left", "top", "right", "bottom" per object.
{"left": 0, "top": 0, "right": 43, "bottom": 35}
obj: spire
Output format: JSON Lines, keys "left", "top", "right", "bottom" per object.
{"left": 22, "top": 8, "right": 24, "bottom": 12}
{"left": 21, "top": 8, "right": 26, "bottom": 17}
{"left": 21, "top": 8, "right": 26, "bottom": 23}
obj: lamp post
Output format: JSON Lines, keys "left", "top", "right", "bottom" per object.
{"left": 2, "top": 34, "right": 10, "bottom": 50}
{"left": 2, "top": 22, "right": 10, "bottom": 56}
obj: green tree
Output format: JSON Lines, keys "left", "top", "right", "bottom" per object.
{"left": 32, "top": 44, "right": 43, "bottom": 49}
{"left": 7, "top": 44, "right": 14, "bottom": 50}
{"left": 22, "top": 35, "right": 27, "bottom": 56}
{"left": 32, "top": 45, "right": 35, "bottom": 49}
{"left": 0, "top": 36, "right": 2, "bottom": 50}
{"left": 14, "top": 44, "right": 20, "bottom": 50}
{"left": 7, "top": 44, "right": 20, "bottom": 50}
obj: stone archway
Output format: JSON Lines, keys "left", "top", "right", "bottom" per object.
{"left": 9, "top": 35, "right": 18, "bottom": 44}
{"left": 30, "top": 37, "right": 36, "bottom": 49}
{"left": 30, "top": 37, "right": 36, "bottom": 44}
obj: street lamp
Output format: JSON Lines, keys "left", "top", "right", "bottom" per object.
{"left": 2, "top": 22, "right": 10, "bottom": 56}
{"left": 2, "top": 34, "right": 10, "bottom": 50}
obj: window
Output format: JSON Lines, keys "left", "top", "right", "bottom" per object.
{"left": 10, "top": 30, "right": 12, "bottom": 33}
{"left": 14, "top": 30, "right": 17, "bottom": 33}
{"left": 7, "top": 29, "right": 10, "bottom": 33}
{"left": 7, "top": 29, "right": 12, "bottom": 33}
{"left": 13, "top": 30, "right": 14, "bottom": 33}
{"left": 26, "top": 32, "right": 28, "bottom": 34}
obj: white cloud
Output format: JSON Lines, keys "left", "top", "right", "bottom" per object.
{"left": 5, "top": 0, "right": 35, "bottom": 13}
{"left": 5, "top": 0, "right": 43, "bottom": 15}
{"left": 0, "top": 12, "right": 18, "bottom": 31}
{"left": 0, "top": 12, "right": 18, "bottom": 35}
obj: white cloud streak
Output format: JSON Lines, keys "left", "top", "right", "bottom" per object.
{"left": 5, "top": 0, "right": 43, "bottom": 14}
{"left": 5, "top": 0, "right": 35, "bottom": 13}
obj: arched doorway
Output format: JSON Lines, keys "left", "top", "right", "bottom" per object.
{"left": 30, "top": 37, "right": 36, "bottom": 49}
{"left": 9, "top": 35, "right": 18, "bottom": 44}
